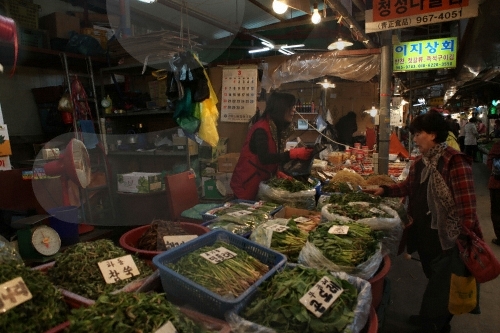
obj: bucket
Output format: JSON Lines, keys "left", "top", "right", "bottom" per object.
{"left": 368, "top": 255, "right": 391, "bottom": 309}
{"left": 48, "top": 206, "right": 79, "bottom": 246}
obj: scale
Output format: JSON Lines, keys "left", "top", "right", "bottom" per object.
{"left": 12, "top": 215, "right": 61, "bottom": 262}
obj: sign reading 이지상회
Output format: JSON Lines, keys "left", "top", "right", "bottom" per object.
{"left": 393, "top": 37, "right": 457, "bottom": 72}
{"left": 365, "top": 0, "right": 479, "bottom": 33}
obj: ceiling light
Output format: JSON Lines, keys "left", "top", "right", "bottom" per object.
{"left": 272, "top": 0, "right": 288, "bottom": 14}
{"left": 316, "top": 78, "right": 335, "bottom": 89}
{"left": 311, "top": 3, "right": 321, "bottom": 24}
{"left": 137, "top": 0, "right": 156, "bottom": 3}
{"left": 281, "top": 44, "right": 304, "bottom": 48}
{"left": 249, "top": 47, "right": 270, "bottom": 54}
{"left": 279, "top": 48, "right": 294, "bottom": 55}
{"left": 369, "top": 106, "right": 378, "bottom": 117}
{"left": 327, "top": 38, "right": 353, "bottom": 51}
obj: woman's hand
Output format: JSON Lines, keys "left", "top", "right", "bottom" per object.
{"left": 289, "top": 147, "right": 314, "bottom": 160}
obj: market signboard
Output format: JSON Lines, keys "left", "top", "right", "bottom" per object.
{"left": 365, "top": 0, "right": 479, "bottom": 33}
{"left": 393, "top": 37, "right": 457, "bottom": 72}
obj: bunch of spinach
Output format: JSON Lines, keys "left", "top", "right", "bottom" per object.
{"left": 242, "top": 265, "right": 358, "bottom": 333}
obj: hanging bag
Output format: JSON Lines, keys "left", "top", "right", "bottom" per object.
{"left": 492, "top": 157, "right": 500, "bottom": 180}
{"left": 449, "top": 247, "right": 477, "bottom": 315}
{"left": 456, "top": 225, "right": 500, "bottom": 283}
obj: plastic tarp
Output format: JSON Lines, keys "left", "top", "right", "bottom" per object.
{"left": 261, "top": 51, "right": 381, "bottom": 91}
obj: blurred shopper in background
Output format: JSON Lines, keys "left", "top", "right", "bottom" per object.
{"left": 464, "top": 117, "right": 479, "bottom": 162}
{"left": 487, "top": 140, "right": 500, "bottom": 246}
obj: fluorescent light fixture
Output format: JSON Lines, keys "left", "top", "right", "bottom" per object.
{"left": 249, "top": 47, "right": 270, "bottom": 54}
{"left": 281, "top": 44, "right": 304, "bottom": 49}
{"left": 272, "top": 0, "right": 288, "bottom": 14}
{"left": 327, "top": 38, "right": 353, "bottom": 51}
{"left": 311, "top": 3, "right": 321, "bottom": 24}
{"left": 137, "top": 0, "right": 156, "bottom": 3}
{"left": 262, "top": 40, "right": 275, "bottom": 48}
{"left": 279, "top": 48, "right": 294, "bottom": 55}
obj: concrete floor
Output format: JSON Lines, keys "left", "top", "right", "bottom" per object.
{"left": 379, "top": 162, "right": 500, "bottom": 333}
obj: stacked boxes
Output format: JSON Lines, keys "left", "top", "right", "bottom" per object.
{"left": 117, "top": 172, "right": 163, "bottom": 193}
{"left": 172, "top": 134, "right": 198, "bottom": 156}
{"left": 39, "top": 12, "right": 81, "bottom": 39}
{"left": 199, "top": 138, "right": 234, "bottom": 199}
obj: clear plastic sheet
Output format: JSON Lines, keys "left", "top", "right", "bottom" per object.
{"left": 320, "top": 202, "right": 404, "bottom": 256}
{"left": 257, "top": 182, "right": 316, "bottom": 210}
{"left": 261, "top": 52, "right": 381, "bottom": 91}
{"left": 250, "top": 218, "right": 290, "bottom": 249}
{"left": 225, "top": 268, "right": 372, "bottom": 333}
{"left": 298, "top": 240, "right": 383, "bottom": 281}
{"left": 0, "top": 235, "right": 23, "bottom": 263}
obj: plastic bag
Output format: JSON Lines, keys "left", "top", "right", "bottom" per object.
{"left": 0, "top": 235, "right": 23, "bottom": 264}
{"left": 257, "top": 182, "right": 316, "bottom": 210}
{"left": 198, "top": 97, "right": 219, "bottom": 147}
{"left": 449, "top": 247, "right": 477, "bottom": 315}
{"left": 226, "top": 267, "right": 372, "bottom": 333}
{"left": 321, "top": 202, "right": 404, "bottom": 256}
{"left": 298, "top": 240, "right": 383, "bottom": 280}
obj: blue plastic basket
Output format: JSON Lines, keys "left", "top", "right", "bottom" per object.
{"left": 201, "top": 218, "right": 253, "bottom": 238}
{"left": 152, "top": 229, "right": 287, "bottom": 319}
{"left": 201, "top": 199, "right": 282, "bottom": 221}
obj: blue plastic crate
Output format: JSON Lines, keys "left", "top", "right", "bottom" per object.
{"left": 201, "top": 218, "right": 253, "bottom": 238}
{"left": 201, "top": 199, "right": 282, "bottom": 221}
{"left": 152, "top": 229, "right": 287, "bottom": 319}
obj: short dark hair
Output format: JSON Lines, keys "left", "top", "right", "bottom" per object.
{"left": 262, "top": 91, "right": 296, "bottom": 121}
{"left": 409, "top": 110, "right": 448, "bottom": 143}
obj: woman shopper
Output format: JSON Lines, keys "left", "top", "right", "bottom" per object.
{"left": 230, "top": 91, "right": 313, "bottom": 200}
{"left": 464, "top": 117, "right": 479, "bottom": 162}
{"left": 365, "top": 111, "right": 483, "bottom": 333}
{"left": 487, "top": 140, "right": 500, "bottom": 246}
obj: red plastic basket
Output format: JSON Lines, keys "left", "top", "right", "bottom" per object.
{"left": 119, "top": 222, "right": 210, "bottom": 260}
{"left": 361, "top": 306, "right": 378, "bottom": 333}
{"left": 367, "top": 255, "right": 391, "bottom": 309}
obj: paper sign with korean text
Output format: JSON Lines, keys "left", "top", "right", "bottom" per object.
{"left": 98, "top": 255, "right": 140, "bottom": 284}
{"left": 155, "top": 321, "right": 178, "bottom": 333}
{"left": 163, "top": 235, "right": 198, "bottom": 250}
{"left": 299, "top": 276, "right": 344, "bottom": 318}
{"left": 393, "top": 37, "right": 457, "bottom": 72}
{"left": 365, "top": 0, "right": 478, "bottom": 33}
{"left": 0, "top": 277, "right": 33, "bottom": 313}
{"left": 328, "top": 226, "right": 350, "bottom": 235}
{"left": 0, "top": 124, "right": 12, "bottom": 156}
{"left": 266, "top": 224, "right": 289, "bottom": 233}
{"left": 0, "top": 155, "right": 11, "bottom": 170}
{"left": 221, "top": 66, "right": 258, "bottom": 123}
{"left": 200, "top": 246, "right": 237, "bottom": 264}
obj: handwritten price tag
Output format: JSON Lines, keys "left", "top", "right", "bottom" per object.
{"left": 266, "top": 224, "right": 289, "bottom": 233}
{"left": 328, "top": 226, "right": 349, "bottom": 235}
{"left": 294, "top": 217, "right": 312, "bottom": 224}
{"left": 299, "top": 276, "right": 344, "bottom": 318}
{"left": 200, "top": 247, "right": 237, "bottom": 264}
{"left": 227, "top": 210, "right": 253, "bottom": 217}
{"left": 98, "top": 255, "right": 140, "bottom": 284}
{"left": 0, "top": 277, "right": 32, "bottom": 313}
{"left": 369, "top": 207, "right": 386, "bottom": 215}
{"left": 155, "top": 321, "right": 178, "bottom": 333}
{"left": 163, "top": 235, "right": 198, "bottom": 250}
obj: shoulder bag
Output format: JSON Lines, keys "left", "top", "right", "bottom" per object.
{"left": 456, "top": 225, "right": 500, "bottom": 283}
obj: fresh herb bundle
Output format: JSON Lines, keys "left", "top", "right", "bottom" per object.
{"left": 327, "top": 203, "right": 391, "bottom": 220}
{"left": 242, "top": 265, "right": 358, "bottom": 333}
{"left": 0, "top": 261, "right": 69, "bottom": 332}
{"left": 167, "top": 241, "right": 269, "bottom": 298}
{"left": 327, "top": 192, "right": 382, "bottom": 205}
{"left": 68, "top": 292, "right": 216, "bottom": 333}
{"left": 48, "top": 239, "right": 153, "bottom": 299}
{"left": 269, "top": 220, "right": 308, "bottom": 262}
{"left": 267, "top": 177, "right": 315, "bottom": 192}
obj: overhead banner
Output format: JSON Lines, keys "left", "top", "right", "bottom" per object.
{"left": 220, "top": 66, "right": 258, "bottom": 123}
{"left": 365, "top": 0, "right": 479, "bottom": 33}
{"left": 393, "top": 37, "right": 458, "bottom": 72}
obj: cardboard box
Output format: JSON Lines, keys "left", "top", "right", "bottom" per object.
{"left": 39, "top": 12, "right": 80, "bottom": 39}
{"left": 217, "top": 153, "right": 240, "bottom": 173}
{"left": 148, "top": 80, "right": 167, "bottom": 99}
{"left": 199, "top": 137, "right": 228, "bottom": 161}
{"left": 202, "top": 173, "right": 233, "bottom": 199}
{"left": 172, "top": 135, "right": 198, "bottom": 155}
{"left": 117, "top": 172, "right": 162, "bottom": 193}
{"left": 273, "top": 206, "right": 321, "bottom": 220}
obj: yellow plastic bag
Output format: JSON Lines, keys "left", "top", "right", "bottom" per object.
{"left": 448, "top": 273, "right": 477, "bottom": 314}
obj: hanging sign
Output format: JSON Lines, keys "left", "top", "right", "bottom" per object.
{"left": 221, "top": 66, "right": 258, "bottom": 123}
{"left": 393, "top": 37, "right": 457, "bottom": 72}
{"left": 365, "top": 0, "right": 479, "bottom": 33}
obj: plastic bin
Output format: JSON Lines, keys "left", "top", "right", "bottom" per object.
{"left": 119, "top": 222, "right": 211, "bottom": 260}
{"left": 152, "top": 229, "right": 287, "bottom": 319}
{"left": 367, "top": 255, "right": 391, "bottom": 309}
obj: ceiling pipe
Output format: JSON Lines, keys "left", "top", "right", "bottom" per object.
{"left": 324, "top": 0, "right": 377, "bottom": 49}
{"left": 351, "top": 0, "right": 366, "bottom": 11}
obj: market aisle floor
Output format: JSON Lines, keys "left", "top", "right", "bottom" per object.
{"left": 379, "top": 162, "right": 500, "bottom": 333}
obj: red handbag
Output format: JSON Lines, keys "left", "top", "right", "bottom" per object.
{"left": 456, "top": 226, "right": 500, "bottom": 283}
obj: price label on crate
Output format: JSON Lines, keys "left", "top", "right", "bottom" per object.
{"left": 369, "top": 207, "right": 386, "bottom": 215}
{"left": 0, "top": 277, "right": 32, "bottom": 313}
{"left": 328, "top": 226, "right": 349, "bottom": 235}
{"left": 299, "top": 276, "right": 344, "bottom": 318}
{"left": 266, "top": 224, "right": 289, "bottom": 233}
{"left": 227, "top": 210, "right": 253, "bottom": 217}
{"left": 294, "top": 216, "right": 312, "bottom": 224}
{"left": 163, "top": 235, "right": 198, "bottom": 250}
{"left": 155, "top": 321, "right": 178, "bottom": 333}
{"left": 98, "top": 255, "right": 140, "bottom": 284}
{"left": 200, "top": 247, "right": 237, "bottom": 264}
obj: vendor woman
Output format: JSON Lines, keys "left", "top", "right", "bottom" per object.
{"left": 230, "top": 92, "right": 313, "bottom": 200}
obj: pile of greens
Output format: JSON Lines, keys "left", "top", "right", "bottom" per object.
{"left": 266, "top": 177, "right": 315, "bottom": 192}
{"left": 321, "top": 181, "right": 355, "bottom": 194}
{"left": 308, "top": 221, "right": 382, "bottom": 267}
{"left": 268, "top": 220, "right": 308, "bottom": 262}
{"left": 242, "top": 265, "right": 358, "bottom": 333}
{"left": 327, "top": 192, "right": 382, "bottom": 205}
{"left": 327, "top": 202, "right": 392, "bottom": 220}
{"left": 48, "top": 239, "right": 153, "bottom": 299}
{"left": 0, "top": 261, "right": 69, "bottom": 332}
{"left": 68, "top": 292, "right": 217, "bottom": 333}
{"left": 167, "top": 241, "right": 269, "bottom": 298}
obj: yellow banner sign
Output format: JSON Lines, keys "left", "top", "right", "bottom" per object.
{"left": 393, "top": 37, "right": 457, "bottom": 72}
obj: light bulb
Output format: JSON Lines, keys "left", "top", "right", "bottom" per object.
{"left": 336, "top": 39, "right": 346, "bottom": 50}
{"left": 311, "top": 8, "right": 321, "bottom": 24}
{"left": 272, "top": 0, "right": 288, "bottom": 14}
{"left": 369, "top": 106, "right": 378, "bottom": 117}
